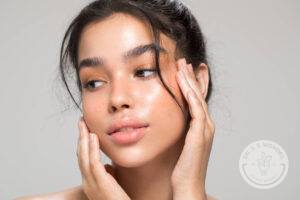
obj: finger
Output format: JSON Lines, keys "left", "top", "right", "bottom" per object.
{"left": 178, "top": 60, "right": 215, "bottom": 172}
{"left": 78, "top": 118, "right": 94, "bottom": 183}
{"left": 89, "top": 133, "right": 106, "bottom": 183}
{"left": 183, "top": 63, "right": 203, "bottom": 100}
{"left": 186, "top": 90, "right": 206, "bottom": 140}
{"left": 178, "top": 61, "right": 216, "bottom": 142}
{"left": 180, "top": 61, "right": 215, "bottom": 132}
{"left": 176, "top": 62, "right": 214, "bottom": 174}
{"left": 176, "top": 69, "right": 192, "bottom": 103}
{"left": 180, "top": 65, "right": 213, "bottom": 143}
{"left": 176, "top": 64, "right": 206, "bottom": 123}
{"left": 186, "top": 64, "right": 215, "bottom": 140}
{"left": 184, "top": 63, "right": 210, "bottom": 118}
{"left": 177, "top": 69, "right": 206, "bottom": 142}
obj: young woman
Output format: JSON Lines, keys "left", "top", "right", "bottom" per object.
{"left": 17, "top": 0, "right": 216, "bottom": 199}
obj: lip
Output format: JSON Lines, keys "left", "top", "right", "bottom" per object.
{"left": 109, "top": 126, "right": 148, "bottom": 145}
{"left": 107, "top": 118, "right": 149, "bottom": 135}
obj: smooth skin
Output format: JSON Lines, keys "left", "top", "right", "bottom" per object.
{"left": 76, "top": 59, "right": 215, "bottom": 200}
{"left": 15, "top": 59, "right": 216, "bottom": 200}
{"left": 15, "top": 13, "right": 216, "bottom": 200}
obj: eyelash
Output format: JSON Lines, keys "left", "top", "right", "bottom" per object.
{"left": 82, "top": 67, "right": 158, "bottom": 90}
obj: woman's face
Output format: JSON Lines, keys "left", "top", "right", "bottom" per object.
{"left": 78, "top": 13, "right": 189, "bottom": 167}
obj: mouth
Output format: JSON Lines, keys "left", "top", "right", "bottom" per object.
{"left": 109, "top": 126, "right": 149, "bottom": 145}
{"left": 107, "top": 118, "right": 149, "bottom": 136}
{"left": 107, "top": 117, "right": 149, "bottom": 145}
{"left": 109, "top": 125, "right": 149, "bottom": 135}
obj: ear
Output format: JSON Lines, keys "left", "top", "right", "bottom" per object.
{"left": 194, "top": 63, "right": 210, "bottom": 99}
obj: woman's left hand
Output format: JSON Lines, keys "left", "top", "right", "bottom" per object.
{"left": 171, "top": 59, "right": 215, "bottom": 200}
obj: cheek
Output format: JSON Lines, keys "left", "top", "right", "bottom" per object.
{"left": 141, "top": 83, "right": 187, "bottom": 153}
{"left": 140, "top": 78, "right": 187, "bottom": 128}
{"left": 146, "top": 69, "right": 189, "bottom": 152}
{"left": 82, "top": 94, "right": 107, "bottom": 134}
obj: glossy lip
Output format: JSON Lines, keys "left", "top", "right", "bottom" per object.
{"left": 109, "top": 126, "right": 148, "bottom": 145}
{"left": 107, "top": 117, "right": 149, "bottom": 135}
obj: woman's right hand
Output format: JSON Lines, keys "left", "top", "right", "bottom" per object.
{"left": 77, "top": 117, "right": 131, "bottom": 200}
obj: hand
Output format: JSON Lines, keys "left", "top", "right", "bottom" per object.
{"left": 171, "top": 59, "right": 215, "bottom": 200}
{"left": 77, "top": 117, "right": 131, "bottom": 200}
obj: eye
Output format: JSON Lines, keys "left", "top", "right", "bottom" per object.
{"left": 82, "top": 67, "right": 158, "bottom": 91}
{"left": 135, "top": 67, "right": 158, "bottom": 79}
{"left": 82, "top": 80, "right": 103, "bottom": 90}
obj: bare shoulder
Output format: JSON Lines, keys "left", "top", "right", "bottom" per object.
{"left": 14, "top": 185, "right": 88, "bottom": 200}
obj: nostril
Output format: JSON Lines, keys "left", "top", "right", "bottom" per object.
{"left": 112, "top": 104, "right": 130, "bottom": 112}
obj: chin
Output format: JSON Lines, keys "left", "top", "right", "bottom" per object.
{"left": 108, "top": 146, "right": 154, "bottom": 168}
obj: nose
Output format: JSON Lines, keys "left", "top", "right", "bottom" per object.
{"left": 108, "top": 78, "right": 134, "bottom": 113}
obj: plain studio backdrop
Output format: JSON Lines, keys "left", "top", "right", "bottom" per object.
{"left": 0, "top": 0, "right": 299, "bottom": 199}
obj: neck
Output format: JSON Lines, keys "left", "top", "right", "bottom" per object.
{"left": 112, "top": 136, "right": 185, "bottom": 200}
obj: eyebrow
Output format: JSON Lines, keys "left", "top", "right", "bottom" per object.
{"left": 78, "top": 43, "right": 167, "bottom": 70}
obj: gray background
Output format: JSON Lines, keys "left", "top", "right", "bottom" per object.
{"left": 0, "top": 0, "right": 299, "bottom": 199}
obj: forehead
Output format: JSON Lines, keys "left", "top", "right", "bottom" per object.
{"left": 78, "top": 13, "right": 177, "bottom": 67}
